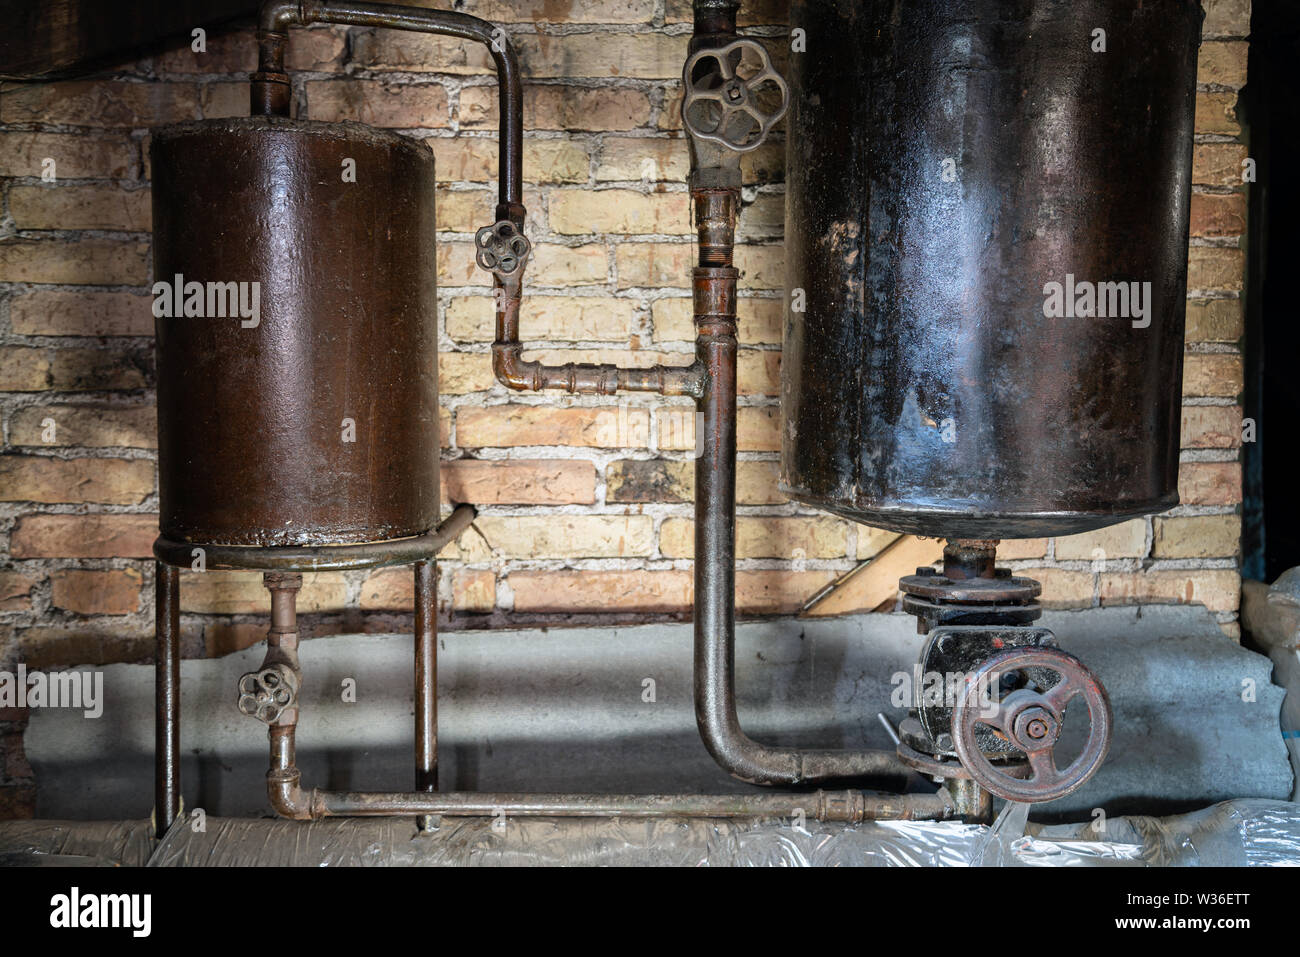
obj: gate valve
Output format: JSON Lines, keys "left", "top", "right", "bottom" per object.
{"left": 237, "top": 663, "right": 299, "bottom": 725}
{"left": 681, "top": 38, "right": 789, "bottom": 152}
{"left": 475, "top": 220, "right": 531, "bottom": 280}
{"left": 951, "top": 646, "right": 1112, "bottom": 803}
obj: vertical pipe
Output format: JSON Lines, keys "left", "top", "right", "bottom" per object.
{"left": 154, "top": 562, "right": 181, "bottom": 835}
{"left": 414, "top": 559, "right": 437, "bottom": 829}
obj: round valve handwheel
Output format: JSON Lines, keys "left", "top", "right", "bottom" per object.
{"left": 951, "top": 646, "right": 1112, "bottom": 803}
{"left": 475, "top": 220, "right": 531, "bottom": 277}
{"left": 681, "top": 39, "right": 789, "bottom": 152}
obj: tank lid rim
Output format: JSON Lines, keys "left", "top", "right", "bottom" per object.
{"left": 149, "top": 116, "right": 433, "bottom": 161}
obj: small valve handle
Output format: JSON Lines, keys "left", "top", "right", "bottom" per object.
{"left": 682, "top": 38, "right": 789, "bottom": 153}
{"left": 475, "top": 220, "right": 531, "bottom": 278}
{"left": 237, "top": 663, "right": 299, "bottom": 725}
{"left": 951, "top": 646, "right": 1112, "bottom": 803}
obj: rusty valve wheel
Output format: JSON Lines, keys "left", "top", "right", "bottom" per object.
{"left": 951, "top": 646, "right": 1112, "bottom": 803}
{"left": 681, "top": 39, "right": 789, "bottom": 152}
{"left": 475, "top": 220, "right": 531, "bottom": 278}
{"left": 237, "top": 664, "right": 299, "bottom": 725}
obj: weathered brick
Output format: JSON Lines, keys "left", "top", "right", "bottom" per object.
{"left": 665, "top": 0, "right": 787, "bottom": 25}
{"left": 442, "top": 459, "right": 595, "bottom": 504}
{"left": 10, "top": 403, "right": 156, "bottom": 448}
{"left": 1189, "top": 192, "right": 1246, "bottom": 238}
{"left": 1099, "top": 569, "right": 1240, "bottom": 612}
{"left": 357, "top": 31, "right": 681, "bottom": 79}
{"left": 734, "top": 245, "right": 785, "bottom": 289}
{"left": 304, "top": 79, "right": 449, "bottom": 127}
{"left": 616, "top": 242, "right": 691, "bottom": 288}
{"left": 0, "top": 81, "right": 203, "bottom": 126}
{"left": 1184, "top": 298, "right": 1242, "bottom": 343}
{"left": 0, "top": 347, "right": 149, "bottom": 392}
{"left": 351, "top": 31, "right": 494, "bottom": 74}
{"left": 447, "top": 295, "right": 635, "bottom": 342}
{"left": 1202, "top": 0, "right": 1251, "bottom": 38}
{"left": 0, "top": 456, "right": 153, "bottom": 504}
{"left": 180, "top": 570, "right": 347, "bottom": 614}
{"left": 15, "top": 623, "right": 154, "bottom": 668}
{"left": 1187, "top": 246, "right": 1244, "bottom": 292}
{"left": 996, "top": 538, "right": 1049, "bottom": 560}
{"left": 597, "top": 138, "right": 689, "bottom": 182}
{"left": 1054, "top": 519, "right": 1147, "bottom": 561}
{"left": 0, "top": 240, "right": 149, "bottom": 285}
{"left": 460, "top": 84, "right": 651, "bottom": 131}
{"left": 511, "top": 570, "right": 691, "bottom": 613}
{"left": 1194, "top": 91, "right": 1240, "bottom": 135}
{"left": 9, "top": 290, "right": 153, "bottom": 337}
{"left": 659, "top": 516, "right": 849, "bottom": 559}
{"left": 1181, "top": 404, "right": 1242, "bottom": 449}
{"left": 652, "top": 296, "right": 783, "bottom": 344}
{"left": 155, "top": 29, "right": 256, "bottom": 73}
{"left": 453, "top": 569, "right": 496, "bottom": 613}
{"left": 457, "top": 405, "right": 650, "bottom": 448}
{"left": 0, "top": 131, "right": 135, "bottom": 179}
{"left": 529, "top": 244, "right": 609, "bottom": 285}
{"left": 1153, "top": 514, "right": 1240, "bottom": 558}
{"left": 550, "top": 189, "right": 691, "bottom": 235}
{"left": 9, "top": 513, "right": 157, "bottom": 558}
{"left": 50, "top": 568, "right": 142, "bottom": 616}
{"left": 476, "top": 515, "right": 654, "bottom": 558}
{"left": 1197, "top": 40, "right": 1248, "bottom": 88}
{"left": 1192, "top": 143, "right": 1249, "bottom": 187}
{"left": 1182, "top": 354, "right": 1241, "bottom": 398}
{"left": 0, "top": 571, "right": 39, "bottom": 612}
{"left": 438, "top": 352, "right": 496, "bottom": 393}
{"left": 736, "top": 194, "right": 785, "bottom": 241}
{"left": 436, "top": 188, "right": 495, "bottom": 231}
{"left": 457, "top": 0, "right": 657, "bottom": 21}
{"left": 287, "top": 25, "right": 348, "bottom": 72}
{"left": 606, "top": 458, "right": 784, "bottom": 505}
{"left": 1178, "top": 462, "right": 1241, "bottom": 506}
{"left": 1016, "top": 568, "right": 1096, "bottom": 608}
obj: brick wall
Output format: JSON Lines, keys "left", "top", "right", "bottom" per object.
{"left": 0, "top": 0, "right": 1249, "bottom": 712}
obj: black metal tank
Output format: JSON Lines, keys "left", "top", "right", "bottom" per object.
{"left": 151, "top": 117, "right": 439, "bottom": 547}
{"left": 780, "top": 0, "right": 1202, "bottom": 538}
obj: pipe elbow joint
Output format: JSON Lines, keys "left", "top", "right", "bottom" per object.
{"left": 258, "top": 0, "right": 302, "bottom": 32}
{"left": 268, "top": 769, "right": 316, "bottom": 820}
{"left": 492, "top": 345, "right": 537, "bottom": 391}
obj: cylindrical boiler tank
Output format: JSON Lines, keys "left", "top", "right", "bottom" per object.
{"left": 151, "top": 117, "right": 438, "bottom": 547}
{"left": 780, "top": 0, "right": 1201, "bottom": 538}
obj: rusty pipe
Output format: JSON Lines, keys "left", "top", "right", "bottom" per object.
{"left": 265, "top": 722, "right": 954, "bottom": 822}
{"left": 254, "top": 0, "right": 522, "bottom": 220}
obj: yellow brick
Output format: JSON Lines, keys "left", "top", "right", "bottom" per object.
{"left": 460, "top": 85, "right": 651, "bottom": 132}
{"left": 510, "top": 570, "right": 691, "bottom": 613}
{"left": 0, "top": 131, "right": 134, "bottom": 178}
{"left": 476, "top": 515, "right": 654, "bottom": 558}
{"left": 1019, "top": 568, "right": 1096, "bottom": 608}
{"left": 0, "top": 456, "right": 153, "bottom": 504}
{"left": 446, "top": 295, "right": 636, "bottom": 342}
{"left": 616, "top": 242, "right": 692, "bottom": 288}
{"left": 550, "top": 189, "right": 691, "bottom": 235}
{"left": 437, "top": 352, "right": 495, "bottom": 393}
{"left": 1152, "top": 515, "right": 1240, "bottom": 558}
{"left": 1197, "top": 41, "right": 1248, "bottom": 88}
{"left": 10, "top": 402, "right": 156, "bottom": 448}
{"left": 1099, "top": 569, "right": 1240, "bottom": 612}
{"left": 1185, "top": 299, "right": 1243, "bottom": 342}
{"left": 457, "top": 405, "right": 650, "bottom": 448}
{"left": 1187, "top": 247, "right": 1244, "bottom": 292}
{"left": 9, "top": 290, "right": 153, "bottom": 337}
{"left": 736, "top": 570, "right": 837, "bottom": 615}
{"left": 1054, "top": 519, "right": 1147, "bottom": 561}
{"left": 1182, "top": 354, "right": 1242, "bottom": 398}
{"left": 996, "top": 538, "right": 1049, "bottom": 560}
{"left": 1181, "top": 404, "right": 1242, "bottom": 449}
{"left": 180, "top": 570, "right": 347, "bottom": 614}
{"left": 1194, "top": 91, "right": 1240, "bottom": 135}
{"left": 596, "top": 138, "right": 690, "bottom": 182}
{"left": 0, "top": 240, "right": 149, "bottom": 285}
{"left": 304, "top": 79, "right": 449, "bottom": 128}
{"left": 530, "top": 244, "right": 609, "bottom": 285}
{"left": 660, "top": 516, "right": 848, "bottom": 559}
{"left": 9, "top": 184, "right": 150, "bottom": 231}
{"left": 1192, "top": 143, "right": 1249, "bottom": 188}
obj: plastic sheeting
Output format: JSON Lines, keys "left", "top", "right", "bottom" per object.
{"left": 3, "top": 799, "right": 1298, "bottom": 866}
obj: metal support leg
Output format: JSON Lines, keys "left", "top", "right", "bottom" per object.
{"left": 154, "top": 562, "right": 180, "bottom": 836}
{"left": 414, "top": 559, "right": 438, "bottom": 830}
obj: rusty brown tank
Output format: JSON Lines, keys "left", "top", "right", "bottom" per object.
{"left": 151, "top": 117, "right": 438, "bottom": 547}
{"left": 780, "top": 0, "right": 1202, "bottom": 538}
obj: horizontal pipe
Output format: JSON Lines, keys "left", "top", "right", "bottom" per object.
{"left": 268, "top": 724, "right": 953, "bottom": 822}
